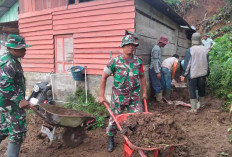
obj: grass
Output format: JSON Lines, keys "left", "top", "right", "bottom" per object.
{"left": 62, "top": 88, "right": 108, "bottom": 128}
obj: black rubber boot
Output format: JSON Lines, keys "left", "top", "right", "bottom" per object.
{"left": 107, "top": 136, "right": 115, "bottom": 152}
{"left": 0, "top": 135, "right": 7, "bottom": 144}
{"left": 7, "top": 142, "right": 21, "bottom": 157}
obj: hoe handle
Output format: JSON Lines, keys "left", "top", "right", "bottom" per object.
{"left": 143, "top": 99, "right": 148, "bottom": 113}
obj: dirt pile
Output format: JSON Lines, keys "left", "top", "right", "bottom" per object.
{"left": 1, "top": 87, "right": 231, "bottom": 157}
{"left": 121, "top": 113, "right": 186, "bottom": 148}
{"left": 170, "top": 87, "right": 189, "bottom": 103}
{"left": 182, "top": 0, "right": 228, "bottom": 26}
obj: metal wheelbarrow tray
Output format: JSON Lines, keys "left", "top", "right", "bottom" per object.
{"left": 32, "top": 104, "right": 94, "bottom": 127}
{"left": 30, "top": 104, "right": 94, "bottom": 147}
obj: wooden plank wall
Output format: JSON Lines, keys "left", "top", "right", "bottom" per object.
{"left": 19, "top": 0, "right": 66, "bottom": 13}
{"left": 19, "top": 0, "right": 135, "bottom": 74}
{"left": 19, "top": 9, "right": 53, "bottom": 72}
{"left": 19, "top": 0, "right": 36, "bottom": 13}
{"left": 35, "top": 0, "right": 66, "bottom": 11}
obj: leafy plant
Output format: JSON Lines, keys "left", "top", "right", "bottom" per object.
{"left": 228, "top": 125, "right": 232, "bottom": 143}
{"left": 26, "top": 109, "right": 35, "bottom": 115}
{"left": 204, "top": 4, "right": 232, "bottom": 33}
{"left": 208, "top": 33, "right": 232, "bottom": 110}
{"left": 218, "top": 152, "right": 229, "bottom": 156}
{"left": 228, "top": 0, "right": 232, "bottom": 7}
{"left": 230, "top": 134, "right": 232, "bottom": 143}
{"left": 164, "top": 0, "right": 180, "bottom": 5}
{"left": 62, "top": 88, "right": 108, "bottom": 128}
{"left": 212, "top": 14, "right": 219, "bottom": 21}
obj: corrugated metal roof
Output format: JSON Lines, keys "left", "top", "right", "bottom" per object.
{"left": 0, "top": 2, "right": 18, "bottom": 22}
{"left": 0, "top": 0, "right": 17, "bottom": 17}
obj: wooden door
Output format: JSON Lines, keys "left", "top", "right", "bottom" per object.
{"left": 55, "top": 35, "right": 74, "bottom": 73}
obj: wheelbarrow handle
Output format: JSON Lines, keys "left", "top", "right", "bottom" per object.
{"left": 29, "top": 105, "right": 47, "bottom": 120}
{"left": 103, "top": 102, "right": 122, "bottom": 131}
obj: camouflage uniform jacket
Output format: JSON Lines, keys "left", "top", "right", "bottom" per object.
{"left": 104, "top": 54, "right": 144, "bottom": 105}
{"left": 0, "top": 51, "right": 25, "bottom": 113}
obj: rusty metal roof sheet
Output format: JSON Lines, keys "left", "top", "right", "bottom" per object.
{"left": 0, "top": 0, "right": 17, "bottom": 18}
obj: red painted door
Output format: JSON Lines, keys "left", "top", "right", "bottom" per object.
{"left": 55, "top": 35, "right": 74, "bottom": 73}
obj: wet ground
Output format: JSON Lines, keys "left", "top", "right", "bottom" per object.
{"left": 0, "top": 87, "right": 231, "bottom": 157}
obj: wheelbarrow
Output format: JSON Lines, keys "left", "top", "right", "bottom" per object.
{"left": 30, "top": 104, "right": 95, "bottom": 147}
{"left": 103, "top": 100, "right": 185, "bottom": 157}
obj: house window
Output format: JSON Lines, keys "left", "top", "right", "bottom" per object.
{"left": 79, "top": 0, "right": 95, "bottom": 3}
{"left": 55, "top": 35, "right": 74, "bottom": 73}
{"left": 68, "top": 0, "right": 76, "bottom": 5}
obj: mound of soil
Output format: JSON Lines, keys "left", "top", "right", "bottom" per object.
{"left": 170, "top": 87, "right": 189, "bottom": 103}
{"left": 182, "top": 0, "right": 227, "bottom": 26}
{"left": 121, "top": 113, "right": 186, "bottom": 148}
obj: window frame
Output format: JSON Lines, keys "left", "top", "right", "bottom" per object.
{"left": 79, "top": 0, "right": 95, "bottom": 3}
{"left": 68, "top": 0, "right": 76, "bottom": 5}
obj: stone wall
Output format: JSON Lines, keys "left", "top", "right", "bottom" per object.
{"left": 135, "top": 0, "right": 191, "bottom": 64}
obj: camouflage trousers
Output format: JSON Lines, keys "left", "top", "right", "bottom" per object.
{"left": 107, "top": 87, "right": 143, "bottom": 136}
{"left": 0, "top": 108, "right": 27, "bottom": 144}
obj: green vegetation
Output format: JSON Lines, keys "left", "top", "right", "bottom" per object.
{"left": 164, "top": 0, "right": 179, "bottom": 5}
{"left": 209, "top": 33, "right": 232, "bottom": 145}
{"left": 218, "top": 152, "right": 229, "bottom": 156}
{"left": 228, "top": 125, "right": 232, "bottom": 143}
{"left": 26, "top": 109, "right": 35, "bottom": 115}
{"left": 205, "top": 6, "right": 232, "bottom": 33}
{"left": 209, "top": 26, "right": 232, "bottom": 38}
{"left": 206, "top": 0, "right": 232, "bottom": 144}
{"left": 62, "top": 88, "right": 108, "bottom": 128}
{"left": 164, "top": 0, "right": 197, "bottom": 5}
{"left": 208, "top": 33, "right": 232, "bottom": 107}
{"left": 228, "top": 0, "right": 232, "bottom": 6}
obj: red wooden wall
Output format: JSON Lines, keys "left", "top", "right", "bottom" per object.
{"left": 19, "top": 0, "right": 135, "bottom": 75}
{"left": 19, "top": 0, "right": 66, "bottom": 13}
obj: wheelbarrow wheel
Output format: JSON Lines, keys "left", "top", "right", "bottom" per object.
{"left": 62, "top": 126, "right": 85, "bottom": 147}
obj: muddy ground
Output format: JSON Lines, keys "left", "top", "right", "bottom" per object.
{"left": 0, "top": 87, "right": 232, "bottom": 157}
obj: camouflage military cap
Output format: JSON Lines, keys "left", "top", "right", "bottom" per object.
{"left": 0, "top": 34, "right": 31, "bottom": 49}
{"left": 120, "top": 35, "right": 139, "bottom": 47}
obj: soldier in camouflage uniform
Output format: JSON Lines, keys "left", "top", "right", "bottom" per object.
{"left": 0, "top": 34, "right": 31, "bottom": 157}
{"left": 99, "top": 34, "right": 147, "bottom": 152}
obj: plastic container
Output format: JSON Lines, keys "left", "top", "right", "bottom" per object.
{"left": 70, "top": 66, "right": 84, "bottom": 81}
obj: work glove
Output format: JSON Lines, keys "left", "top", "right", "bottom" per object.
{"left": 171, "top": 79, "right": 177, "bottom": 86}
{"left": 180, "top": 76, "right": 185, "bottom": 82}
{"left": 19, "top": 99, "right": 30, "bottom": 109}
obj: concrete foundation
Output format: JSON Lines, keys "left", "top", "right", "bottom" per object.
{"left": 24, "top": 65, "right": 151, "bottom": 102}
{"left": 24, "top": 72, "right": 113, "bottom": 102}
